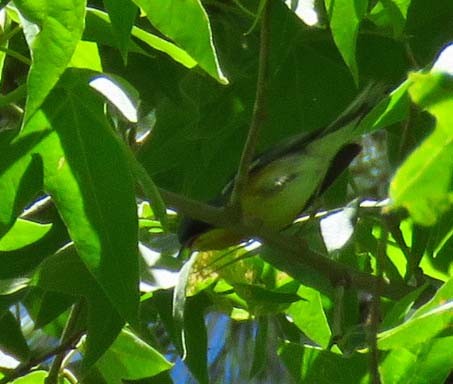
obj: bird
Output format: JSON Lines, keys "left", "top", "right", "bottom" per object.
{"left": 178, "top": 83, "right": 385, "bottom": 251}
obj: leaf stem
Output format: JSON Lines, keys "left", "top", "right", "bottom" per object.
{"left": 368, "top": 225, "right": 386, "bottom": 384}
{"left": 229, "top": 0, "right": 271, "bottom": 212}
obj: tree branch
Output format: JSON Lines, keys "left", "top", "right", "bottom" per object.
{"left": 0, "top": 330, "right": 83, "bottom": 384}
{"left": 159, "top": 188, "right": 411, "bottom": 299}
{"left": 45, "top": 301, "right": 83, "bottom": 384}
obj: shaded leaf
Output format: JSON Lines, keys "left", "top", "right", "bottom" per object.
{"left": 0, "top": 310, "right": 30, "bottom": 361}
{"left": 103, "top": 0, "right": 137, "bottom": 61}
{"left": 279, "top": 342, "right": 369, "bottom": 383}
{"left": 92, "top": 328, "right": 172, "bottom": 383}
{"left": 34, "top": 246, "right": 124, "bottom": 366}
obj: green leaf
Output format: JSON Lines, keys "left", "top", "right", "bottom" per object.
{"left": 23, "top": 69, "right": 140, "bottom": 326}
{"left": 381, "top": 284, "right": 427, "bottom": 329}
{"left": 132, "top": 0, "right": 228, "bottom": 84}
{"left": 14, "top": 0, "right": 86, "bottom": 121}
{"left": 378, "top": 278, "right": 453, "bottom": 350}
{"left": 85, "top": 7, "right": 196, "bottom": 68}
{"left": 370, "top": 0, "right": 412, "bottom": 38}
{"left": 182, "top": 292, "right": 211, "bottom": 384}
{"left": 69, "top": 40, "right": 103, "bottom": 71}
{"left": 324, "top": 0, "right": 368, "bottom": 83}
{"left": 23, "top": 289, "right": 75, "bottom": 329}
{"left": 279, "top": 342, "right": 369, "bottom": 383}
{"left": 0, "top": 310, "right": 30, "bottom": 361}
{"left": 0, "top": 218, "right": 51, "bottom": 251}
{"left": 92, "top": 328, "right": 172, "bottom": 383}
{"left": 390, "top": 72, "right": 453, "bottom": 225}
{"left": 380, "top": 337, "right": 453, "bottom": 384}
{"left": 102, "top": 0, "right": 137, "bottom": 61}
{"left": 286, "top": 285, "right": 332, "bottom": 348}
{"left": 11, "top": 371, "right": 71, "bottom": 383}
{"left": 84, "top": 8, "right": 148, "bottom": 56}
{"left": 0, "top": 130, "right": 47, "bottom": 236}
{"left": 34, "top": 246, "right": 124, "bottom": 366}
{"left": 0, "top": 213, "right": 68, "bottom": 279}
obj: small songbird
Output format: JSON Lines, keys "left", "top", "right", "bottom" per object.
{"left": 179, "top": 83, "right": 385, "bottom": 251}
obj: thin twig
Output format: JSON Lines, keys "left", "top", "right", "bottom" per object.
{"left": 45, "top": 301, "right": 83, "bottom": 384}
{"left": 0, "top": 47, "right": 31, "bottom": 65}
{"left": 0, "top": 330, "right": 83, "bottom": 384}
{"left": 229, "top": 0, "right": 271, "bottom": 211}
{"left": 369, "top": 225, "right": 387, "bottom": 384}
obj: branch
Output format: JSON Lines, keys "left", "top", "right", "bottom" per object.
{"left": 0, "top": 330, "right": 83, "bottom": 384}
{"left": 229, "top": 0, "right": 271, "bottom": 210}
{"left": 45, "top": 301, "right": 83, "bottom": 384}
{"left": 159, "top": 188, "right": 411, "bottom": 299}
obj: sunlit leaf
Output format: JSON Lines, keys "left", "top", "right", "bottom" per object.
{"left": 132, "top": 0, "right": 228, "bottom": 84}
{"left": 324, "top": 0, "right": 368, "bottom": 83}
{"left": 0, "top": 218, "right": 51, "bottom": 251}
{"left": 378, "top": 278, "right": 453, "bottom": 349}
{"left": 286, "top": 285, "right": 332, "bottom": 348}
{"left": 389, "top": 72, "right": 453, "bottom": 225}
{"left": 69, "top": 40, "right": 103, "bottom": 72}
{"left": 14, "top": 0, "right": 85, "bottom": 121}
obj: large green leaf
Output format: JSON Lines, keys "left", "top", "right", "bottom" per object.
{"left": 324, "top": 0, "right": 368, "bottom": 83}
{"left": 22, "top": 69, "right": 139, "bottom": 326}
{"left": 14, "top": 0, "right": 86, "bottom": 121}
{"left": 132, "top": 0, "right": 227, "bottom": 84}
{"left": 34, "top": 246, "right": 124, "bottom": 366}
{"left": 390, "top": 72, "right": 453, "bottom": 225}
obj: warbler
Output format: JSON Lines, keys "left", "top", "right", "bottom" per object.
{"left": 179, "top": 84, "right": 385, "bottom": 251}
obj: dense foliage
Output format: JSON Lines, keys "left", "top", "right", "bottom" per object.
{"left": 0, "top": 0, "right": 452, "bottom": 383}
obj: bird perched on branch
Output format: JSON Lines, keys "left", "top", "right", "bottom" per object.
{"left": 179, "top": 83, "right": 385, "bottom": 251}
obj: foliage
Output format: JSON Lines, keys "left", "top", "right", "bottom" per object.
{"left": 0, "top": 0, "right": 452, "bottom": 383}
